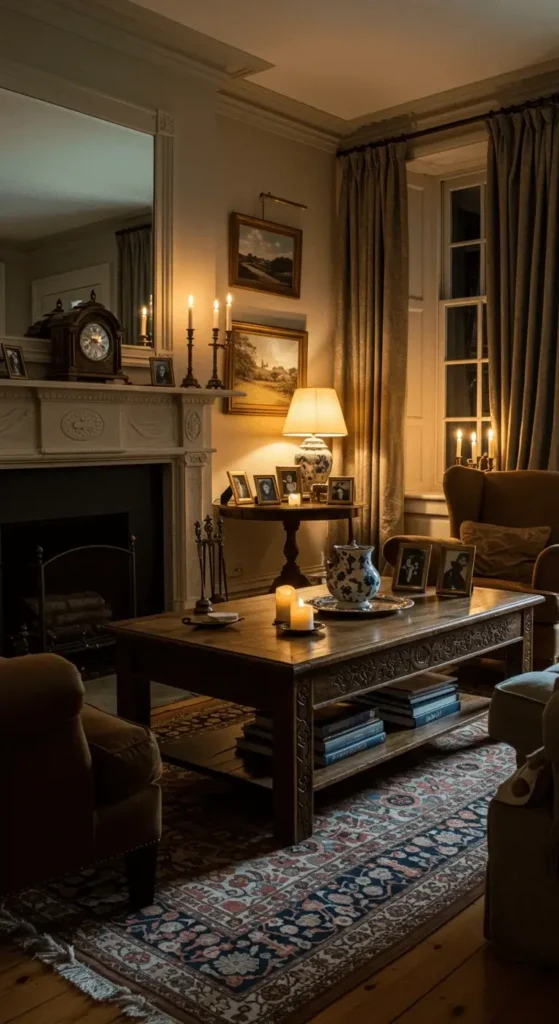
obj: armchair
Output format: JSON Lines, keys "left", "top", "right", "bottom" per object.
{"left": 383, "top": 466, "right": 559, "bottom": 667}
{"left": 0, "top": 653, "right": 162, "bottom": 907}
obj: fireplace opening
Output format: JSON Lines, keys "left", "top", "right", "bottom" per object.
{"left": 0, "top": 464, "right": 165, "bottom": 676}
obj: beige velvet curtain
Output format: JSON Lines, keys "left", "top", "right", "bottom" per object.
{"left": 116, "top": 225, "right": 153, "bottom": 346}
{"left": 486, "top": 105, "right": 559, "bottom": 470}
{"left": 335, "top": 143, "right": 409, "bottom": 560}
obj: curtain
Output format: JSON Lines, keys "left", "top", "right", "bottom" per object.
{"left": 116, "top": 225, "right": 152, "bottom": 345}
{"left": 334, "top": 143, "right": 409, "bottom": 560}
{"left": 486, "top": 105, "right": 559, "bottom": 469}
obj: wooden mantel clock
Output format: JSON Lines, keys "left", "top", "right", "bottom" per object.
{"left": 27, "top": 292, "right": 128, "bottom": 383}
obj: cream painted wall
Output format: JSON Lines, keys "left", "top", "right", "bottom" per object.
{"left": 213, "top": 115, "right": 336, "bottom": 587}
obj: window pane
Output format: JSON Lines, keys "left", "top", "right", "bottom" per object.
{"left": 482, "top": 363, "right": 489, "bottom": 417}
{"left": 451, "top": 245, "right": 481, "bottom": 297}
{"left": 446, "top": 364, "right": 477, "bottom": 418}
{"left": 451, "top": 187, "right": 481, "bottom": 242}
{"left": 446, "top": 305, "right": 478, "bottom": 360}
{"left": 445, "top": 422, "right": 475, "bottom": 469}
{"left": 481, "top": 304, "right": 488, "bottom": 357}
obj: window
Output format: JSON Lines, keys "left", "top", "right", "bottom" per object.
{"left": 440, "top": 175, "right": 488, "bottom": 470}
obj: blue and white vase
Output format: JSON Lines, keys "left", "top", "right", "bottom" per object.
{"left": 326, "top": 542, "right": 381, "bottom": 609}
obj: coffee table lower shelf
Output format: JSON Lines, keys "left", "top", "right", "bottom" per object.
{"left": 160, "top": 693, "right": 490, "bottom": 792}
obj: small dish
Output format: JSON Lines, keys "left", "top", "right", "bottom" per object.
{"left": 181, "top": 612, "right": 242, "bottom": 629}
{"left": 277, "top": 621, "right": 326, "bottom": 638}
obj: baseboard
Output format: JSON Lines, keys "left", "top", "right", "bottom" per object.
{"left": 228, "top": 563, "right": 325, "bottom": 598}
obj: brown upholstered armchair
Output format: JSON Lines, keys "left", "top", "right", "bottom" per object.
{"left": 384, "top": 466, "right": 559, "bottom": 667}
{"left": 0, "top": 653, "right": 162, "bottom": 907}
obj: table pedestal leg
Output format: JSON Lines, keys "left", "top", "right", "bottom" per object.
{"left": 270, "top": 517, "right": 312, "bottom": 591}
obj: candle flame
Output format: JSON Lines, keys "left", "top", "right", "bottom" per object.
{"left": 226, "top": 293, "right": 232, "bottom": 306}
{"left": 188, "top": 295, "right": 194, "bottom": 308}
{"left": 298, "top": 598, "right": 305, "bottom": 608}
{"left": 456, "top": 429, "right": 462, "bottom": 440}
{"left": 141, "top": 305, "right": 148, "bottom": 315}
{"left": 213, "top": 299, "right": 219, "bottom": 311}
{"left": 471, "top": 431, "right": 477, "bottom": 443}
{"left": 488, "top": 429, "right": 494, "bottom": 441}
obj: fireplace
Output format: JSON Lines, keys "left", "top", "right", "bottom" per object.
{"left": 0, "top": 465, "right": 164, "bottom": 675}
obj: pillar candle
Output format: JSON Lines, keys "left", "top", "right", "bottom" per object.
{"left": 226, "top": 293, "right": 232, "bottom": 332}
{"left": 488, "top": 429, "right": 494, "bottom": 459}
{"left": 140, "top": 306, "right": 148, "bottom": 337}
{"left": 288, "top": 492, "right": 301, "bottom": 507}
{"left": 275, "top": 585, "right": 295, "bottom": 623}
{"left": 456, "top": 429, "right": 462, "bottom": 459}
{"left": 213, "top": 299, "right": 219, "bottom": 329}
{"left": 471, "top": 431, "right": 477, "bottom": 464}
{"left": 290, "top": 598, "right": 314, "bottom": 631}
{"left": 188, "top": 295, "right": 194, "bottom": 330}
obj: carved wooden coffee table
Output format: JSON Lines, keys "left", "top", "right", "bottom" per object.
{"left": 112, "top": 582, "right": 543, "bottom": 846}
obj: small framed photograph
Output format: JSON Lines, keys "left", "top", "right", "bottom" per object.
{"left": 328, "top": 476, "right": 354, "bottom": 505}
{"left": 276, "top": 466, "right": 302, "bottom": 502}
{"left": 229, "top": 213, "right": 302, "bottom": 298}
{"left": 254, "top": 474, "right": 281, "bottom": 505}
{"left": 436, "top": 544, "right": 476, "bottom": 598}
{"left": 227, "top": 470, "right": 253, "bottom": 505}
{"left": 393, "top": 543, "right": 432, "bottom": 594}
{"left": 3, "top": 344, "right": 27, "bottom": 380}
{"left": 150, "top": 356, "right": 175, "bottom": 387}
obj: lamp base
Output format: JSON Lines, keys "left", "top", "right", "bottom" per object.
{"left": 294, "top": 435, "right": 333, "bottom": 495}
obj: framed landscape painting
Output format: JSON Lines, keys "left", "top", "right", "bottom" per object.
{"left": 225, "top": 321, "right": 308, "bottom": 416}
{"left": 229, "top": 213, "right": 302, "bottom": 298}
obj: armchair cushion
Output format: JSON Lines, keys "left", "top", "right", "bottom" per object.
{"left": 460, "top": 520, "right": 550, "bottom": 585}
{"left": 489, "top": 673, "right": 559, "bottom": 762}
{"left": 81, "top": 704, "right": 161, "bottom": 808}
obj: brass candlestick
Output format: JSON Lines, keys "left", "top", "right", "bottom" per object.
{"left": 206, "top": 329, "right": 231, "bottom": 390}
{"left": 181, "top": 327, "right": 200, "bottom": 388}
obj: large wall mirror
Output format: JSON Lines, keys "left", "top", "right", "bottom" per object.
{"left": 0, "top": 87, "right": 155, "bottom": 348}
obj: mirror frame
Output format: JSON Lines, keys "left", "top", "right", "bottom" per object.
{"left": 0, "top": 63, "right": 173, "bottom": 367}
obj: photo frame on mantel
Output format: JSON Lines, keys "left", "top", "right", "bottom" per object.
{"left": 225, "top": 320, "right": 307, "bottom": 417}
{"left": 229, "top": 213, "right": 302, "bottom": 298}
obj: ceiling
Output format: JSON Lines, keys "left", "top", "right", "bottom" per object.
{"left": 130, "top": 0, "right": 559, "bottom": 121}
{"left": 0, "top": 88, "right": 153, "bottom": 243}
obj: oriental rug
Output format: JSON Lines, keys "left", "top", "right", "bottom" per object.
{"left": 5, "top": 699, "right": 514, "bottom": 1024}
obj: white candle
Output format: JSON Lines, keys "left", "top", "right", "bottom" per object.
{"left": 140, "top": 306, "right": 148, "bottom": 337}
{"left": 488, "top": 429, "right": 494, "bottom": 459}
{"left": 471, "top": 431, "right": 477, "bottom": 464}
{"left": 213, "top": 299, "right": 219, "bottom": 329}
{"left": 275, "top": 585, "right": 296, "bottom": 623}
{"left": 290, "top": 598, "right": 314, "bottom": 631}
{"left": 226, "top": 293, "right": 232, "bottom": 332}
{"left": 188, "top": 294, "right": 194, "bottom": 330}
{"left": 456, "top": 429, "right": 462, "bottom": 459}
{"left": 288, "top": 492, "right": 301, "bottom": 507}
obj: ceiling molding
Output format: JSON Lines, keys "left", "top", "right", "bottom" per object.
{"left": 217, "top": 89, "right": 342, "bottom": 153}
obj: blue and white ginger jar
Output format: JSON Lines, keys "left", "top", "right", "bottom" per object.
{"left": 326, "top": 542, "right": 381, "bottom": 609}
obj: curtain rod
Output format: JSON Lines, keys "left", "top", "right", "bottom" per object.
{"left": 338, "top": 91, "right": 559, "bottom": 157}
{"left": 115, "top": 222, "right": 152, "bottom": 236}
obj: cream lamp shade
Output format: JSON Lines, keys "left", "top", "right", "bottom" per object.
{"left": 282, "top": 388, "right": 348, "bottom": 438}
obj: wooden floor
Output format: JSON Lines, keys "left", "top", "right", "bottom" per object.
{"left": 2, "top": 897, "right": 558, "bottom": 1024}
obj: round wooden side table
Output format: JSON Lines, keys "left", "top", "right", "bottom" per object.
{"left": 216, "top": 501, "right": 365, "bottom": 591}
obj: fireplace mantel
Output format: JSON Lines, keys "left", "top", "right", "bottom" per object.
{"left": 0, "top": 378, "right": 243, "bottom": 608}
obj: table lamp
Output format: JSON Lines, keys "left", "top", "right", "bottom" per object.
{"left": 283, "top": 387, "right": 348, "bottom": 494}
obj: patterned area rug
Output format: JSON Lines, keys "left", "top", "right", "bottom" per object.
{"left": 7, "top": 699, "right": 514, "bottom": 1024}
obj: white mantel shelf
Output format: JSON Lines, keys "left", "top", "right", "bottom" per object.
{"left": 0, "top": 379, "right": 244, "bottom": 606}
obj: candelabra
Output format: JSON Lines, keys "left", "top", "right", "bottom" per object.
{"left": 194, "top": 515, "right": 228, "bottom": 614}
{"left": 455, "top": 454, "right": 495, "bottom": 472}
{"left": 206, "top": 329, "right": 232, "bottom": 390}
{"left": 181, "top": 327, "right": 200, "bottom": 388}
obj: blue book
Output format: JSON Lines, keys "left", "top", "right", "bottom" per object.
{"left": 315, "top": 731, "right": 386, "bottom": 767}
{"left": 253, "top": 702, "right": 378, "bottom": 739}
{"left": 379, "top": 700, "right": 461, "bottom": 729}
{"left": 315, "top": 719, "right": 385, "bottom": 752}
{"left": 376, "top": 685, "right": 458, "bottom": 708}
{"left": 373, "top": 692, "right": 459, "bottom": 719}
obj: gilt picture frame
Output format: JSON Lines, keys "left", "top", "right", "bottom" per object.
{"left": 229, "top": 213, "right": 302, "bottom": 298}
{"left": 225, "top": 320, "right": 307, "bottom": 416}
{"left": 227, "top": 470, "right": 253, "bottom": 506}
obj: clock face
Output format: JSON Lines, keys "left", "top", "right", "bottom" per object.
{"left": 79, "top": 322, "right": 111, "bottom": 362}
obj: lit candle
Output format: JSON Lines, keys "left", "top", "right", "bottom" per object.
{"left": 140, "top": 305, "right": 148, "bottom": 337}
{"left": 471, "top": 431, "right": 477, "bottom": 464}
{"left": 188, "top": 294, "right": 194, "bottom": 330}
{"left": 456, "top": 429, "right": 462, "bottom": 459}
{"left": 213, "top": 299, "right": 220, "bottom": 330}
{"left": 290, "top": 598, "right": 314, "bottom": 631}
{"left": 288, "top": 492, "right": 301, "bottom": 507}
{"left": 488, "top": 428, "right": 495, "bottom": 459}
{"left": 275, "top": 585, "right": 296, "bottom": 623}
{"left": 226, "top": 293, "right": 232, "bottom": 332}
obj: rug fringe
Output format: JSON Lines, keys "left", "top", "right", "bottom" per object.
{"left": 0, "top": 904, "right": 175, "bottom": 1024}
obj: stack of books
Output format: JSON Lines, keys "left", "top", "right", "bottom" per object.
{"left": 356, "top": 672, "right": 460, "bottom": 729}
{"left": 236, "top": 701, "right": 386, "bottom": 767}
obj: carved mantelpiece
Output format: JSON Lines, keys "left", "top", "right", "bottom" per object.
{"left": 0, "top": 378, "right": 243, "bottom": 607}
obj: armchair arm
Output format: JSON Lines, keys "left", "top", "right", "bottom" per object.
{"left": 0, "top": 653, "right": 84, "bottom": 736}
{"left": 533, "top": 544, "right": 559, "bottom": 593}
{"left": 383, "top": 534, "right": 460, "bottom": 587}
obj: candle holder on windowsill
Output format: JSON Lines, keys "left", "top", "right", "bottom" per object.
{"left": 181, "top": 327, "right": 200, "bottom": 388}
{"left": 206, "top": 328, "right": 232, "bottom": 390}
{"left": 455, "top": 454, "right": 495, "bottom": 472}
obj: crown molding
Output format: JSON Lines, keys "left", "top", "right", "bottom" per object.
{"left": 218, "top": 84, "right": 343, "bottom": 153}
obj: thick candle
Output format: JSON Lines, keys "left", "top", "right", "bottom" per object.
{"left": 140, "top": 306, "right": 148, "bottom": 337}
{"left": 290, "top": 598, "right": 314, "bottom": 631}
{"left": 188, "top": 294, "right": 194, "bottom": 330}
{"left": 213, "top": 299, "right": 219, "bottom": 329}
{"left": 288, "top": 492, "right": 301, "bottom": 507}
{"left": 275, "top": 585, "right": 295, "bottom": 623}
